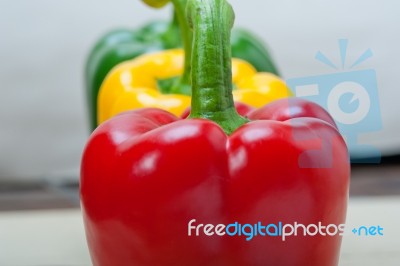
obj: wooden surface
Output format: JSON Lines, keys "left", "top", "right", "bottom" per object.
{"left": 1, "top": 162, "right": 400, "bottom": 211}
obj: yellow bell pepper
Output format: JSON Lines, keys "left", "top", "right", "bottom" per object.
{"left": 98, "top": 49, "right": 292, "bottom": 124}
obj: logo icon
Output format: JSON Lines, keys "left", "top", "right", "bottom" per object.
{"left": 287, "top": 39, "right": 382, "bottom": 165}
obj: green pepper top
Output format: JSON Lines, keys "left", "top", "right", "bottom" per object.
{"left": 85, "top": 0, "right": 280, "bottom": 131}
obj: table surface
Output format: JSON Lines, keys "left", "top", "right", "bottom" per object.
{"left": 0, "top": 196, "right": 399, "bottom": 266}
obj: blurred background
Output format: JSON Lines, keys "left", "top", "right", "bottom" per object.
{"left": 0, "top": 0, "right": 399, "bottom": 265}
{"left": 1, "top": 0, "right": 400, "bottom": 182}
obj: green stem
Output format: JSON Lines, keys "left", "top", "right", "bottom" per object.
{"left": 160, "top": 11, "right": 181, "bottom": 48}
{"left": 146, "top": 0, "right": 192, "bottom": 95}
{"left": 141, "top": 0, "right": 170, "bottom": 8}
{"left": 187, "top": 0, "right": 248, "bottom": 134}
{"left": 170, "top": 0, "right": 192, "bottom": 95}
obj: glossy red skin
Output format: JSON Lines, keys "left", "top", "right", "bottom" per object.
{"left": 181, "top": 101, "right": 254, "bottom": 119}
{"left": 81, "top": 98, "right": 349, "bottom": 266}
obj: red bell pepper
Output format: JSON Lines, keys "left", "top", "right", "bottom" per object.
{"left": 80, "top": 0, "right": 349, "bottom": 265}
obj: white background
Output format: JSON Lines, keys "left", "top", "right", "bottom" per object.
{"left": 1, "top": 0, "right": 399, "bottom": 181}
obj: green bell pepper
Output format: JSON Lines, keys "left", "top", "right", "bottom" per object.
{"left": 85, "top": 0, "right": 280, "bottom": 130}
{"left": 231, "top": 29, "right": 280, "bottom": 74}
